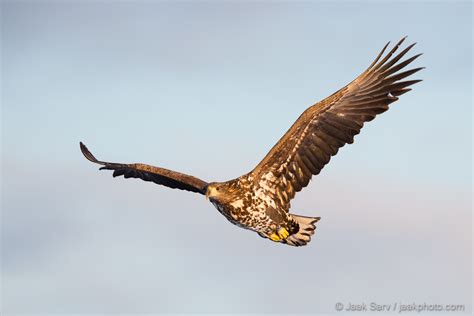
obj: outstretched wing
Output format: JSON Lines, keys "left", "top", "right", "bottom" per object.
{"left": 250, "top": 37, "right": 423, "bottom": 209}
{"left": 80, "top": 142, "right": 208, "bottom": 194}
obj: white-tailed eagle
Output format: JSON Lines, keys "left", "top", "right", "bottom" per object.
{"left": 81, "top": 37, "right": 423, "bottom": 246}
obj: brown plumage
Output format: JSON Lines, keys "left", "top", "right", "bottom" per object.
{"left": 251, "top": 37, "right": 423, "bottom": 210}
{"left": 81, "top": 37, "right": 423, "bottom": 247}
{"left": 80, "top": 142, "right": 207, "bottom": 194}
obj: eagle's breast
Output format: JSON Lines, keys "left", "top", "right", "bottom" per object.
{"left": 210, "top": 174, "right": 290, "bottom": 234}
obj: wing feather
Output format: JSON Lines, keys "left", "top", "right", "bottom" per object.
{"left": 80, "top": 142, "right": 208, "bottom": 194}
{"left": 251, "top": 37, "right": 423, "bottom": 208}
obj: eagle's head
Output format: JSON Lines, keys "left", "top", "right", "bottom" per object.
{"left": 205, "top": 182, "right": 233, "bottom": 202}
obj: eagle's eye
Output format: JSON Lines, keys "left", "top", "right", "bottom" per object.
{"left": 216, "top": 187, "right": 220, "bottom": 191}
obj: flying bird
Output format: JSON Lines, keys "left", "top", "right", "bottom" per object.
{"left": 81, "top": 37, "right": 423, "bottom": 247}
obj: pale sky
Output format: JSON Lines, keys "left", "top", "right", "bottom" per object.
{"left": 1, "top": 1, "right": 472, "bottom": 314}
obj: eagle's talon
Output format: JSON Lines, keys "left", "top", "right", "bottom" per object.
{"left": 268, "top": 228, "right": 289, "bottom": 242}
{"left": 269, "top": 233, "right": 281, "bottom": 242}
{"left": 277, "top": 227, "right": 289, "bottom": 239}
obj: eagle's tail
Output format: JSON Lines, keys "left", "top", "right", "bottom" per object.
{"left": 285, "top": 214, "right": 320, "bottom": 247}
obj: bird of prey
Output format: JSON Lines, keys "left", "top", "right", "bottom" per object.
{"left": 81, "top": 37, "right": 422, "bottom": 247}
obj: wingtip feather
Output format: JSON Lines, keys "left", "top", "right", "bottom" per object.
{"left": 80, "top": 142, "right": 104, "bottom": 165}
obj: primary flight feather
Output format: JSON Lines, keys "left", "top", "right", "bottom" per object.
{"left": 81, "top": 37, "right": 423, "bottom": 247}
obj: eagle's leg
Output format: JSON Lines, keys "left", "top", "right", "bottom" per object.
{"left": 269, "top": 233, "right": 281, "bottom": 242}
{"left": 264, "top": 207, "right": 292, "bottom": 242}
{"left": 268, "top": 227, "right": 290, "bottom": 242}
{"left": 277, "top": 227, "right": 290, "bottom": 239}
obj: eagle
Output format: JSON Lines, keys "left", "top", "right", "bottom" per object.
{"left": 80, "top": 37, "right": 423, "bottom": 247}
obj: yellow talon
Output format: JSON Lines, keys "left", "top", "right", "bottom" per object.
{"left": 269, "top": 233, "right": 281, "bottom": 242}
{"left": 277, "top": 227, "right": 289, "bottom": 239}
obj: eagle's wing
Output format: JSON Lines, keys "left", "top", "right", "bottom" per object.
{"left": 250, "top": 37, "right": 423, "bottom": 208}
{"left": 80, "top": 142, "right": 208, "bottom": 194}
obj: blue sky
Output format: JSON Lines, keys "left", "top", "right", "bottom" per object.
{"left": 1, "top": 1, "right": 472, "bottom": 314}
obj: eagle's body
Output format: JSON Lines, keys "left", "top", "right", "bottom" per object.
{"left": 81, "top": 37, "right": 423, "bottom": 247}
{"left": 209, "top": 176, "right": 297, "bottom": 235}
{"left": 205, "top": 174, "right": 314, "bottom": 246}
